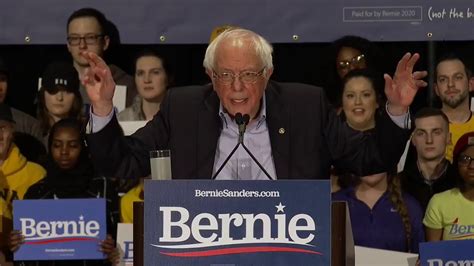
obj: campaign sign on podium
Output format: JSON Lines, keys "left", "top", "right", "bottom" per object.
{"left": 13, "top": 198, "right": 106, "bottom": 260}
{"left": 419, "top": 239, "right": 474, "bottom": 266}
{"left": 144, "top": 180, "right": 331, "bottom": 265}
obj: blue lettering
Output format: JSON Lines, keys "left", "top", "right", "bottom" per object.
{"left": 449, "top": 224, "right": 474, "bottom": 236}
{"left": 449, "top": 224, "right": 459, "bottom": 235}
{"left": 123, "top": 241, "right": 133, "bottom": 259}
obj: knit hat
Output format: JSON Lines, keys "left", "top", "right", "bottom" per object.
{"left": 453, "top": 131, "right": 474, "bottom": 160}
{"left": 41, "top": 62, "right": 79, "bottom": 93}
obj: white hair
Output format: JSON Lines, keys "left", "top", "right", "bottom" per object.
{"left": 203, "top": 28, "right": 273, "bottom": 71}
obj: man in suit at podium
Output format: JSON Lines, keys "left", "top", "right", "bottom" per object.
{"left": 83, "top": 28, "right": 426, "bottom": 180}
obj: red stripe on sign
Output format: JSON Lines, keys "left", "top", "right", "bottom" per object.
{"left": 25, "top": 237, "right": 96, "bottom": 245}
{"left": 161, "top": 246, "right": 323, "bottom": 257}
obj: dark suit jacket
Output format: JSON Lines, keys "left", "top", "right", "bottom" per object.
{"left": 87, "top": 81, "right": 409, "bottom": 180}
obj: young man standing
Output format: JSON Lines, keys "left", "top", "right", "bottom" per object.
{"left": 401, "top": 108, "right": 456, "bottom": 211}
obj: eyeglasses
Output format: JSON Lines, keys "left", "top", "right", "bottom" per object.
{"left": 337, "top": 54, "right": 365, "bottom": 70}
{"left": 67, "top": 34, "right": 104, "bottom": 46}
{"left": 213, "top": 68, "right": 265, "bottom": 85}
{"left": 459, "top": 154, "right": 474, "bottom": 166}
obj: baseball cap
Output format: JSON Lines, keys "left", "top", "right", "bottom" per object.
{"left": 0, "top": 103, "right": 15, "bottom": 123}
{"left": 41, "top": 62, "right": 79, "bottom": 93}
{"left": 453, "top": 131, "right": 474, "bottom": 160}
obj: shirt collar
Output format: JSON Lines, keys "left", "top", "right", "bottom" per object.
{"left": 219, "top": 93, "right": 267, "bottom": 129}
{"left": 417, "top": 159, "right": 449, "bottom": 183}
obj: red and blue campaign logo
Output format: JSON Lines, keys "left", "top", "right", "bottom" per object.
{"left": 144, "top": 180, "right": 331, "bottom": 265}
{"left": 13, "top": 198, "right": 106, "bottom": 261}
{"left": 420, "top": 239, "right": 474, "bottom": 266}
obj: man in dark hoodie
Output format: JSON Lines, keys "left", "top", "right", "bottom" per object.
{"left": 401, "top": 107, "right": 457, "bottom": 211}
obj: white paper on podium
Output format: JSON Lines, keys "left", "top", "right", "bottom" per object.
{"left": 117, "top": 223, "right": 133, "bottom": 266}
{"left": 345, "top": 203, "right": 355, "bottom": 264}
{"left": 355, "top": 246, "right": 418, "bottom": 266}
{"left": 113, "top": 85, "right": 127, "bottom": 113}
{"left": 119, "top": 121, "right": 147, "bottom": 136}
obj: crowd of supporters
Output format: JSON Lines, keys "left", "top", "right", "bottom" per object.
{"left": 0, "top": 6, "right": 473, "bottom": 266}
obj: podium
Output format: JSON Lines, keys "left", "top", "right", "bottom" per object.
{"left": 133, "top": 201, "right": 144, "bottom": 266}
{"left": 133, "top": 180, "right": 354, "bottom": 266}
{"left": 331, "top": 201, "right": 355, "bottom": 266}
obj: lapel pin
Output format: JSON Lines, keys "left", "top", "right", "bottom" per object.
{"left": 278, "top": 128, "right": 285, "bottom": 134}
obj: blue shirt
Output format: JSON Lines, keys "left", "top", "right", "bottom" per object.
{"left": 332, "top": 186, "right": 425, "bottom": 253}
{"left": 213, "top": 96, "right": 277, "bottom": 180}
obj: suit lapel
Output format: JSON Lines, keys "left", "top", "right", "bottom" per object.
{"left": 265, "top": 82, "right": 290, "bottom": 179}
{"left": 197, "top": 89, "right": 221, "bottom": 179}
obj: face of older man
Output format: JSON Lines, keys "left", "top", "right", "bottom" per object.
{"left": 208, "top": 38, "right": 273, "bottom": 119}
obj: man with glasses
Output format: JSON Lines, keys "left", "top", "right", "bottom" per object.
{"left": 66, "top": 8, "right": 136, "bottom": 107}
{"left": 83, "top": 28, "right": 426, "bottom": 181}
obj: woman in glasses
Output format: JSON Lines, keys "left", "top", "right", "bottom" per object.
{"left": 118, "top": 49, "right": 174, "bottom": 121}
{"left": 37, "top": 62, "right": 83, "bottom": 144}
{"left": 424, "top": 131, "right": 474, "bottom": 241}
{"left": 325, "top": 35, "right": 381, "bottom": 109}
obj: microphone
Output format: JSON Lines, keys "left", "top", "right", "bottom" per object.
{"left": 212, "top": 113, "right": 245, "bottom": 179}
{"left": 236, "top": 113, "right": 249, "bottom": 143}
{"left": 212, "top": 112, "right": 273, "bottom": 180}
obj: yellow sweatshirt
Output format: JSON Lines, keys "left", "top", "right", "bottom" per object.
{"left": 0, "top": 145, "right": 46, "bottom": 222}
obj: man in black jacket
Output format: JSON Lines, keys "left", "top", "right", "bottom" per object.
{"left": 83, "top": 28, "right": 427, "bottom": 180}
{"left": 401, "top": 107, "right": 457, "bottom": 211}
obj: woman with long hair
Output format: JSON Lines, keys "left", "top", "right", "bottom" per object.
{"left": 333, "top": 172, "right": 424, "bottom": 252}
{"left": 37, "top": 62, "right": 83, "bottom": 140}
{"left": 332, "top": 68, "right": 424, "bottom": 252}
{"left": 118, "top": 49, "right": 174, "bottom": 121}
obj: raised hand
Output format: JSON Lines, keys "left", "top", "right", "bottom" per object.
{"left": 99, "top": 234, "right": 120, "bottom": 265}
{"left": 384, "top": 53, "right": 428, "bottom": 115}
{"left": 80, "top": 51, "right": 116, "bottom": 116}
